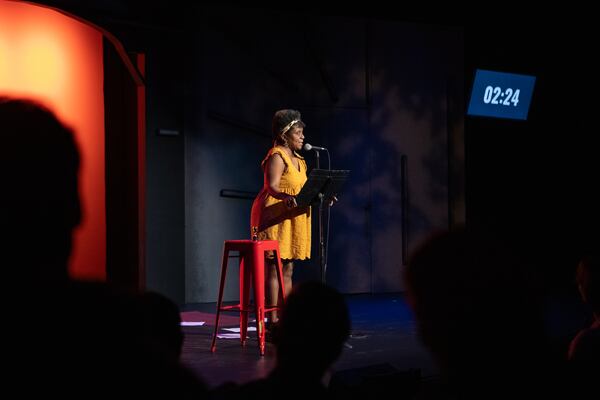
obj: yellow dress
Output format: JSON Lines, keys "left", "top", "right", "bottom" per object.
{"left": 250, "top": 147, "right": 311, "bottom": 260}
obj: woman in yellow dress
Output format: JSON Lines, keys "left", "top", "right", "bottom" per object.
{"left": 251, "top": 109, "right": 311, "bottom": 327}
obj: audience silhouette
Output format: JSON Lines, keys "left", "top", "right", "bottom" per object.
{"left": 568, "top": 255, "right": 600, "bottom": 365}
{"left": 404, "top": 227, "right": 566, "bottom": 399}
{"left": 2, "top": 97, "right": 80, "bottom": 282}
{"left": 140, "top": 290, "right": 186, "bottom": 362}
{"left": 212, "top": 280, "right": 350, "bottom": 399}
{"left": 1, "top": 96, "right": 207, "bottom": 398}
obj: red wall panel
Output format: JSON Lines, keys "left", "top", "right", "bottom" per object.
{"left": 0, "top": 0, "right": 106, "bottom": 280}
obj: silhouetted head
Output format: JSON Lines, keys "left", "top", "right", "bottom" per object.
{"left": 576, "top": 255, "right": 600, "bottom": 315}
{"left": 275, "top": 281, "right": 350, "bottom": 377}
{"left": 140, "top": 291, "right": 184, "bottom": 361}
{"left": 271, "top": 109, "right": 305, "bottom": 147}
{"left": 404, "top": 227, "right": 544, "bottom": 384}
{"left": 1, "top": 97, "right": 80, "bottom": 281}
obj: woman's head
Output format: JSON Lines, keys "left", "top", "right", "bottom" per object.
{"left": 272, "top": 109, "right": 305, "bottom": 150}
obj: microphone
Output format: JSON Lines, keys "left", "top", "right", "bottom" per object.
{"left": 303, "top": 143, "right": 327, "bottom": 151}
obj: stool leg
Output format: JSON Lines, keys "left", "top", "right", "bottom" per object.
{"left": 211, "top": 246, "right": 229, "bottom": 352}
{"left": 274, "top": 249, "right": 287, "bottom": 304}
{"left": 252, "top": 248, "right": 266, "bottom": 356}
{"left": 239, "top": 253, "right": 252, "bottom": 346}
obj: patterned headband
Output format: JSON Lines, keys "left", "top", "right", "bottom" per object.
{"left": 280, "top": 119, "right": 300, "bottom": 135}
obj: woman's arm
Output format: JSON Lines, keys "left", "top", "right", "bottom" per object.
{"left": 265, "top": 153, "right": 297, "bottom": 208}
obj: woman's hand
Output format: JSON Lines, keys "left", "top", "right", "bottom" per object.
{"left": 284, "top": 195, "right": 297, "bottom": 209}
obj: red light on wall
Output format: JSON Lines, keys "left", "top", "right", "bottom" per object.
{"left": 0, "top": 0, "right": 106, "bottom": 280}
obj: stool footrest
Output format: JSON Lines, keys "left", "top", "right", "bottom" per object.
{"left": 220, "top": 305, "right": 280, "bottom": 313}
{"left": 219, "top": 304, "right": 242, "bottom": 311}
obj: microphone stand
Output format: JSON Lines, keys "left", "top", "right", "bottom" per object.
{"left": 315, "top": 151, "right": 326, "bottom": 284}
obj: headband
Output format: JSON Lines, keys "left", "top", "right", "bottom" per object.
{"left": 279, "top": 119, "right": 300, "bottom": 135}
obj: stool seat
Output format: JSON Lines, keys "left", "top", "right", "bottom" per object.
{"left": 210, "top": 239, "right": 286, "bottom": 356}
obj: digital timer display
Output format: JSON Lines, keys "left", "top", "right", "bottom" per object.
{"left": 467, "top": 69, "right": 536, "bottom": 120}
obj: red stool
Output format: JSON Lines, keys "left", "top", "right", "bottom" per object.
{"left": 210, "top": 240, "right": 286, "bottom": 356}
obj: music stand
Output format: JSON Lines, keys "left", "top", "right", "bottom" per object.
{"left": 296, "top": 168, "right": 350, "bottom": 283}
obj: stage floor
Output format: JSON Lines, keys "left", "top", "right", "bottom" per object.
{"left": 179, "top": 293, "right": 438, "bottom": 389}
{"left": 179, "top": 288, "right": 591, "bottom": 391}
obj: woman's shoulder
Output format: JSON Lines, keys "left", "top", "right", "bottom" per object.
{"left": 270, "top": 146, "right": 295, "bottom": 162}
{"left": 270, "top": 146, "right": 289, "bottom": 157}
{"left": 267, "top": 146, "right": 303, "bottom": 159}
{"left": 261, "top": 147, "right": 288, "bottom": 167}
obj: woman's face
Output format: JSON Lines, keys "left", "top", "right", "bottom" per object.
{"left": 285, "top": 126, "right": 305, "bottom": 151}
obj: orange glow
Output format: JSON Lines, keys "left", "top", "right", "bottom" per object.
{"left": 20, "top": 35, "right": 67, "bottom": 93}
{"left": 0, "top": 0, "right": 106, "bottom": 280}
